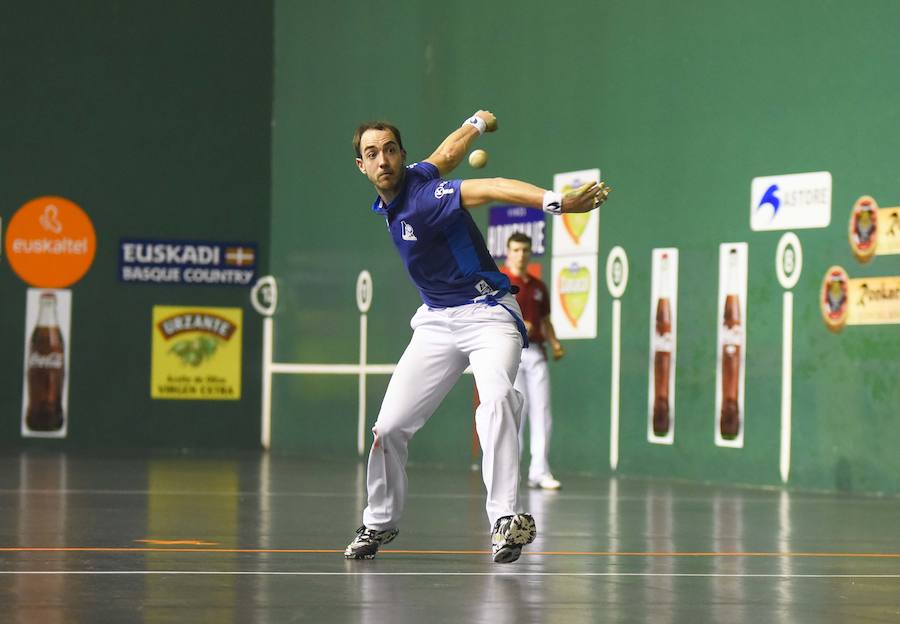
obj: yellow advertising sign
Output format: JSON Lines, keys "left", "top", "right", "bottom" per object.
{"left": 151, "top": 306, "right": 242, "bottom": 400}
{"left": 847, "top": 275, "right": 900, "bottom": 325}
{"left": 848, "top": 196, "right": 900, "bottom": 262}
{"left": 821, "top": 267, "right": 900, "bottom": 331}
{"left": 875, "top": 207, "right": 900, "bottom": 255}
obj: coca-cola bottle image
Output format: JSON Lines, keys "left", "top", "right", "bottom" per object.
{"left": 720, "top": 249, "right": 742, "bottom": 440}
{"left": 25, "top": 293, "right": 65, "bottom": 432}
{"left": 652, "top": 253, "right": 673, "bottom": 436}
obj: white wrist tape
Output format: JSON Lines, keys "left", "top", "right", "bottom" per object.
{"left": 464, "top": 115, "right": 486, "bottom": 135}
{"left": 542, "top": 191, "right": 563, "bottom": 214}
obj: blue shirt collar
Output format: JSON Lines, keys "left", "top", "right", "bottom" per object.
{"left": 370, "top": 173, "right": 409, "bottom": 216}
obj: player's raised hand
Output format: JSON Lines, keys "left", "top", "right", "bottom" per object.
{"left": 561, "top": 181, "right": 611, "bottom": 213}
{"left": 475, "top": 110, "right": 498, "bottom": 132}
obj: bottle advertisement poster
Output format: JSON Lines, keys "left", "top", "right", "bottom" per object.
{"left": 715, "top": 243, "right": 748, "bottom": 448}
{"left": 151, "top": 306, "right": 243, "bottom": 400}
{"left": 21, "top": 289, "right": 72, "bottom": 438}
{"left": 647, "top": 248, "right": 679, "bottom": 444}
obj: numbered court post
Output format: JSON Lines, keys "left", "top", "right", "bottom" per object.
{"left": 355, "top": 271, "right": 373, "bottom": 455}
{"left": 776, "top": 233, "right": 802, "bottom": 482}
{"left": 251, "top": 276, "right": 278, "bottom": 449}
{"left": 605, "top": 246, "right": 628, "bottom": 470}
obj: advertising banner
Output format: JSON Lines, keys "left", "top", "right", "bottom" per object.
{"left": 750, "top": 171, "right": 832, "bottom": 231}
{"left": 151, "top": 306, "right": 243, "bottom": 400}
{"left": 647, "top": 249, "right": 679, "bottom": 444}
{"left": 120, "top": 239, "right": 257, "bottom": 286}
{"left": 715, "top": 243, "right": 748, "bottom": 448}
{"left": 551, "top": 169, "right": 601, "bottom": 256}
{"left": 821, "top": 267, "right": 900, "bottom": 331}
{"left": 5, "top": 196, "right": 96, "bottom": 288}
{"left": 22, "top": 289, "right": 72, "bottom": 438}
{"left": 551, "top": 254, "right": 598, "bottom": 340}
{"left": 487, "top": 205, "right": 546, "bottom": 259}
{"left": 848, "top": 196, "right": 900, "bottom": 263}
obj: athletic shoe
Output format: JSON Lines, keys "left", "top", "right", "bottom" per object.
{"left": 491, "top": 513, "right": 537, "bottom": 563}
{"left": 528, "top": 475, "right": 562, "bottom": 490}
{"left": 344, "top": 526, "right": 399, "bottom": 559}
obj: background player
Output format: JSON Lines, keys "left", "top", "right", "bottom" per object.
{"left": 502, "top": 232, "right": 565, "bottom": 490}
{"left": 345, "top": 110, "right": 610, "bottom": 563}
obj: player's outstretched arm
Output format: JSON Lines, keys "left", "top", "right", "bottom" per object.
{"left": 425, "top": 110, "right": 497, "bottom": 176}
{"left": 461, "top": 177, "right": 610, "bottom": 213}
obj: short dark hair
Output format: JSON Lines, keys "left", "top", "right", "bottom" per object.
{"left": 507, "top": 232, "right": 533, "bottom": 248}
{"left": 352, "top": 121, "right": 404, "bottom": 158}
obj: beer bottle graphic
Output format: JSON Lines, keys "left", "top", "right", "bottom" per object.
{"left": 652, "top": 253, "right": 673, "bottom": 436}
{"left": 720, "top": 249, "right": 742, "bottom": 440}
{"left": 25, "top": 293, "right": 65, "bottom": 432}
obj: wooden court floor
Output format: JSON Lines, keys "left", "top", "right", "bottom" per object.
{"left": 1, "top": 450, "right": 899, "bottom": 623}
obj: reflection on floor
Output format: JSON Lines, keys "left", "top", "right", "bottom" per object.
{"left": 1, "top": 451, "right": 899, "bottom": 624}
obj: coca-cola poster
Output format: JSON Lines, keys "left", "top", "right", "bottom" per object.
{"left": 21, "top": 289, "right": 71, "bottom": 438}
{"left": 715, "top": 243, "right": 748, "bottom": 448}
{"left": 647, "top": 248, "right": 679, "bottom": 445}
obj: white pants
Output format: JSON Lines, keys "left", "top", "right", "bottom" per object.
{"left": 514, "top": 343, "right": 553, "bottom": 482}
{"left": 362, "top": 294, "right": 525, "bottom": 531}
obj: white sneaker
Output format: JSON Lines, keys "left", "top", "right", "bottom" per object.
{"left": 344, "top": 526, "right": 399, "bottom": 559}
{"left": 491, "top": 513, "right": 537, "bottom": 563}
{"left": 527, "top": 475, "right": 561, "bottom": 490}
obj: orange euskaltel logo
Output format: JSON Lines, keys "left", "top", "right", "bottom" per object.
{"left": 4, "top": 196, "right": 97, "bottom": 288}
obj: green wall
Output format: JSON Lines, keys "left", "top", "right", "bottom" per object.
{"left": 271, "top": 0, "right": 900, "bottom": 494}
{"left": 5, "top": 0, "right": 895, "bottom": 494}
{"left": 0, "top": 1, "right": 273, "bottom": 448}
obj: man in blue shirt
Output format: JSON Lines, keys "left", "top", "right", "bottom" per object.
{"left": 345, "top": 110, "right": 609, "bottom": 563}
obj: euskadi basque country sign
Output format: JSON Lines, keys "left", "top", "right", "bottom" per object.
{"left": 119, "top": 239, "right": 257, "bottom": 286}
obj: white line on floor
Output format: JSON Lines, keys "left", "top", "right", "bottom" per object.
{"left": 2, "top": 571, "right": 899, "bottom": 578}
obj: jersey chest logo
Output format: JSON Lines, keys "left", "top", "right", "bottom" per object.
{"left": 401, "top": 220, "right": 418, "bottom": 241}
{"left": 534, "top": 289, "right": 543, "bottom": 301}
{"left": 434, "top": 181, "right": 455, "bottom": 199}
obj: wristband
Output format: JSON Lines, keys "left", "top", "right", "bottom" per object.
{"left": 464, "top": 115, "right": 487, "bottom": 135}
{"left": 542, "top": 191, "right": 563, "bottom": 215}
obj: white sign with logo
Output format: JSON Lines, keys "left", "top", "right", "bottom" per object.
{"left": 552, "top": 169, "right": 602, "bottom": 256}
{"left": 647, "top": 248, "right": 679, "bottom": 445}
{"left": 21, "top": 289, "right": 72, "bottom": 438}
{"left": 750, "top": 171, "right": 832, "bottom": 231}
{"left": 551, "top": 254, "right": 598, "bottom": 340}
{"left": 715, "top": 243, "right": 748, "bottom": 448}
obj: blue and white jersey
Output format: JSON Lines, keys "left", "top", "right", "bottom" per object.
{"left": 371, "top": 161, "right": 512, "bottom": 309}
